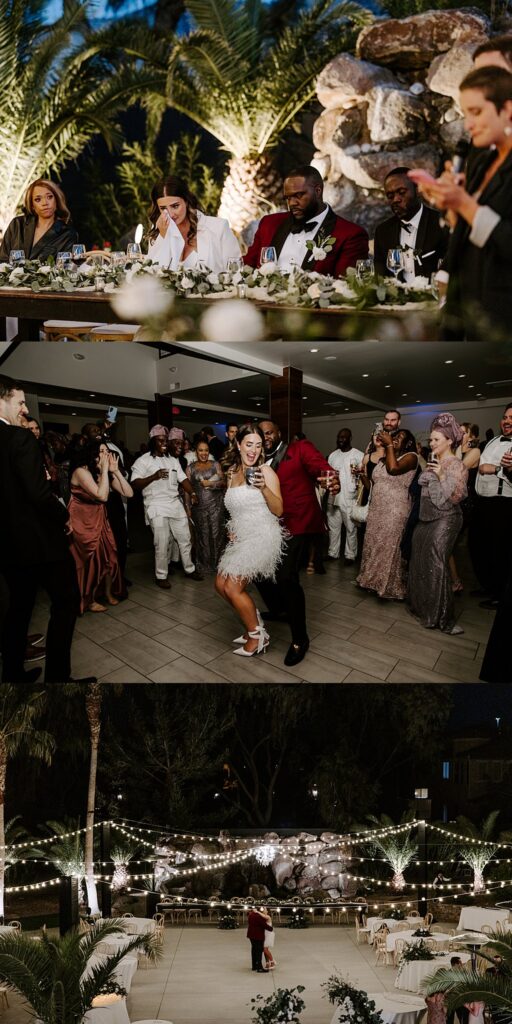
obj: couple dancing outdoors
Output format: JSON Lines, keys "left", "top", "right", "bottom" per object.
{"left": 215, "top": 422, "right": 339, "bottom": 666}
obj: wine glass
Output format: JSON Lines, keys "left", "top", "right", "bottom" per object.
{"left": 9, "top": 250, "right": 25, "bottom": 266}
{"left": 260, "top": 246, "right": 277, "bottom": 265}
{"left": 227, "top": 257, "right": 244, "bottom": 273}
{"left": 386, "top": 248, "right": 404, "bottom": 279}
{"left": 112, "top": 251, "right": 126, "bottom": 268}
{"left": 430, "top": 272, "right": 440, "bottom": 301}
{"left": 56, "top": 251, "right": 72, "bottom": 271}
{"left": 126, "top": 242, "right": 142, "bottom": 260}
{"left": 356, "top": 257, "right": 375, "bottom": 284}
{"left": 72, "top": 244, "right": 86, "bottom": 267}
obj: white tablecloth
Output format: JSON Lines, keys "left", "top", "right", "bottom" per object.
{"left": 95, "top": 932, "right": 134, "bottom": 956}
{"left": 395, "top": 952, "right": 471, "bottom": 993}
{"left": 367, "top": 918, "right": 423, "bottom": 941}
{"left": 83, "top": 953, "right": 139, "bottom": 993}
{"left": 386, "top": 931, "right": 452, "bottom": 953}
{"left": 99, "top": 918, "right": 156, "bottom": 936}
{"left": 456, "top": 907, "right": 510, "bottom": 932}
{"left": 83, "top": 996, "right": 130, "bottom": 1024}
{"left": 332, "top": 993, "right": 425, "bottom": 1024}
{"left": 0, "top": 925, "right": 19, "bottom": 935}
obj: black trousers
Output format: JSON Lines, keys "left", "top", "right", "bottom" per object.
{"left": 448, "top": 1009, "right": 469, "bottom": 1024}
{"left": 1, "top": 553, "right": 80, "bottom": 682}
{"left": 468, "top": 495, "right": 511, "bottom": 598}
{"left": 250, "top": 938, "right": 264, "bottom": 970}
{"left": 256, "top": 534, "right": 308, "bottom": 645}
{"left": 480, "top": 562, "right": 511, "bottom": 683}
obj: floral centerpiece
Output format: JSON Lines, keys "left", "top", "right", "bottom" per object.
{"left": 412, "top": 928, "right": 432, "bottom": 938}
{"left": 323, "top": 975, "right": 383, "bottom": 1024}
{"left": 218, "top": 909, "right": 239, "bottom": 929}
{"left": 286, "top": 909, "right": 309, "bottom": 929}
{"left": 381, "top": 906, "right": 405, "bottom": 921}
{"left": 251, "top": 986, "right": 306, "bottom": 1024}
{"left": 396, "top": 940, "right": 436, "bottom": 982}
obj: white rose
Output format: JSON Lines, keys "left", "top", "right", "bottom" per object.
{"left": 201, "top": 298, "right": 264, "bottom": 342}
{"left": 258, "top": 261, "right": 277, "bottom": 275}
{"left": 307, "top": 283, "right": 321, "bottom": 299}
{"left": 206, "top": 272, "right": 219, "bottom": 285}
{"left": 246, "top": 286, "right": 270, "bottom": 302}
{"left": 0, "top": 263, "right": 11, "bottom": 273}
{"left": 9, "top": 268, "right": 25, "bottom": 282}
{"left": 312, "top": 246, "right": 327, "bottom": 260}
{"left": 332, "top": 279, "right": 353, "bottom": 298}
{"left": 180, "top": 276, "right": 194, "bottom": 289}
{"left": 103, "top": 281, "right": 115, "bottom": 293}
{"left": 39, "top": 265, "right": 54, "bottom": 275}
{"left": 80, "top": 263, "right": 97, "bottom": 278}
{"left": 413, "top": 275, "right": 429, "bottom": 289}
{"left": 110, "top": 274, "right": 174, "bottom": 320}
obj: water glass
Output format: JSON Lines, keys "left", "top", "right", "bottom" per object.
{"left": 245, "top": 467, "right": 257, "bottom": 486}
{"left": 56, "top": 251, "right": 72, "bottom": 271}
{"left": 126, "top": 242, "right": 142, "bottom": 259}
{"left": 386, "top": 248, "right": 404, "bottom": 279}
{"left": 9, "top": 249, "right": 25, "bottom": 266}
{"left": 260, "top": 246, "right": 277, "bottom": 265}
{"left": 94, "top": 276, "right": 105, "bottom": 292}
{"left": 227, "top": 257, "right": 244, "bottom": 273}
{"left": 112, "top": 251, "right": 126, "bottom": 268}
{"left": 356, "top": 258, "right": 375, "bottom": 284}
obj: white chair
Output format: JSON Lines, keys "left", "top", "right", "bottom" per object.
{"left": 8, "top": 921, "right": 21, "bottom": 931}
{"left": 121, "top": 913, "right": 134, "bottom": 918}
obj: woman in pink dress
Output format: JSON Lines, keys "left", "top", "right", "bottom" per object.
{"left": 357, "top": 429, "right": 418, "bottom": 600}
{"left": 68, "top": 441, "right": 132, "bottom": 613}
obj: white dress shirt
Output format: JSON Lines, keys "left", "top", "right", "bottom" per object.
{"left": 327, "top": 447, "right": 364, "bottom": 507}
{"left": 399, "top": 205, "right": 423, "bottom": 282}
{"left": 475, "top": 436, "right": 512, "bottom": 497}
{"left": 278, "top": 206, "right": 330, "bottom": 271}
{"left": 130, "top": 453, "right": 187, "bottom": 520}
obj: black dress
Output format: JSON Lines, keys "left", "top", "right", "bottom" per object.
{"left": 0, "top": 214, "right": 78, "bottom": 262}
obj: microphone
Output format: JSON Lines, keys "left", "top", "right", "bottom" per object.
{"left": 452, "top": 138, "right": 470, "bottom": 176}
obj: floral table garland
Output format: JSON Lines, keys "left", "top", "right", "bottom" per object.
{"left": 0, "top": 258, "right": 437, "bottom": 313}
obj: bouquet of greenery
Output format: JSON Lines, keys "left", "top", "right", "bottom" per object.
{"left": 218, "top": 909, "right": 238, "bottom": 929}
{"left": 382, "top": 907, "right": 405, "bottom": 921}
{"left": 402, "top": 940, "right": 435, "bottom": 962}
{"left": 286, "top": 909, "right": 309, "bottom": 929}
{"left": 251, "top": 986, "right": 305, "bottom": 1023}
{"left": 413, "top": 928, "right": 432, "bottom": 938}
{"left": 323, "top": 975, "right": 383, "bottom": 1024}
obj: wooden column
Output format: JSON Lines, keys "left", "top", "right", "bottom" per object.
{"left": 147, "top": 393, "right": 174, "bottom": 431}
{"left": 269, "top": 366, "right": 302, "bottom": 442}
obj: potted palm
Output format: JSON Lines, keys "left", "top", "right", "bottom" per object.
{"left": 423, "top": 930, "right": 512, "bottom": 1018}
{"left": 0, "top": 919, "right": 161, "bottom": 1023}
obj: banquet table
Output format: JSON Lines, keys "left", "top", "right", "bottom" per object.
{"left": 395, "top": 952, "right": 471, "bottom": 993}
{"left": 94, "top": 931, "right": 134, "bottom": 955}
{"left": 83, "top": 953, "right": 139, "bottom": 993}
{"left": 386, "top": 931, "right": 453, "bottom": 953}
{"left": 98, "top": 918, "right": 156, "bottom": 936}
{"left": 0, "top": 288, "right": 441, "bottom": 342}
{"left": 83, "top": 994, "right": 130, "bottom": 1024}
{"left": 367, "top": 918, "right": 423, "bottom": 941}
{"left": 456, "top": 907, "right": 510, "bottom": 932}
{"left": 331, "top": 993, "right": 426, "bottom": 1024}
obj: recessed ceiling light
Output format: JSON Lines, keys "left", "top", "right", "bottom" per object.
{"left": 384, "top": 384, "right": 391, "bottom": 389}
{"left": 468, "top": 385, "right": 475, "bottom": 389}
{"left": 231, "top": 389, "right": 237, "bottom": 393}
{"left": 476, "top": 393, "right": 482, "bottom": 397}
{"left": 445, "top": 359, "right": 453, "bottom": 364}
{"left": 310, "top": 348, "right": 318, "bottom": 353}
{"left": 324, "top": 355, "right": 336, "bottom": 361}
{"left": 458, "top": 374, "right": 466, "bottom": 379}
{"left": 192, "top": 408, "right": 197, "bottom": 412}
{"left": 89, "top": 393, "right": 96, "bottom": 397}
{"left": 302, "top": 396, "right": 308, "bottom": 400}
{"left": 303, "top": 412, "right": 308, "bottom": 416}
{"left": 402, "top": 393, "right": 408, "bottom": 397}
{"left": 416, "top": 400, "right": 421, "bottom": 404}
{"left": 72, "top": 412, "right": 77, "bottom": 416}
{"left": 344, "top": 407, "right": 349, "bottom": 411}
{"left": 256, "top": 403, "right": 261, "bottom": 407}
{"left": 362, "top": 373, "right": 369, "bottom": 378}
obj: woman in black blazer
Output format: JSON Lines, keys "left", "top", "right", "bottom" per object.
{"left": 415, "top": 67, "right": 512, "bottom": 340}
{"left": 0, "top": 178, "right": 78, "bottom": 262}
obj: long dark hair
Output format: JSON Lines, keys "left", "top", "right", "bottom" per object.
{"left": 222, "top": 424, "right": 265, "bottom": 475}
{"left": 394, "top": 429, "right": 417, "bottom": 455}
{"left": 148, "top": 176, "right": 204, "bottom": 244}
{"left": 68, "top": 438, "right": 103, "bottom": 480}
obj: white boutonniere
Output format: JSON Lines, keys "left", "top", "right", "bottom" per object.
{"left": 305, "top": 233, "right": 336, "bottom": 262}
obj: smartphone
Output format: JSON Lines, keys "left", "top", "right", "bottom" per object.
{"left": 106, "top": 406, "right": 118, "bottom": 423}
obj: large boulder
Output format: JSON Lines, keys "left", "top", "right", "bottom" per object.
{"left": 439, "top": 116, "right": 468, "bottom": 148}
{"left": 337, "top": 141, "right": 441, "bottom": 189}
{"left": 342, "top": 196, "right": 390, "bottom": 239}
{"left": 317, "top": 52, "right": 398, "bottom": 108}
{"left": 313, "top": 106, "right": 365, "bottom": 153}
{"left": 273, "top": 853, "right": 294, "bottom": 888}
{"left": 323, "top": 177, "right": 358, "bottom": 213}
{"left": 357, "top": 9, "right": 490, "bottom": 69}
{"left": 367, "top": 86, "right": 428, "bottom": 144}
{"left": 426, "top": 43, "right": 477, "bottom": 101}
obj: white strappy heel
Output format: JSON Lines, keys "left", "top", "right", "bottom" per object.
{"left": 233, "top": 609, "right": 268, "bottom": 645}
{"left": 233, "top": 625, "right": 269, "bottom": 657}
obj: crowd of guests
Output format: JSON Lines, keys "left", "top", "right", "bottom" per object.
{"left": 0, "top": 372, "right": 510, "bottom": 681}
{"left": 2, "top": 38, "right": 512, "bottom": 340}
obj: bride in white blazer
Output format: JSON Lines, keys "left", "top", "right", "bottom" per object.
{"left": 147, "top": 176, "right": 241, "bottom": 272}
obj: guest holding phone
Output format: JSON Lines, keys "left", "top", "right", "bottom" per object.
{"left": 215, "top": 425, "right": 285, "bottom": 657}
{"left": 408, "top": 414, "right": 468, "bottom": 635}
{"left": 409, "top": 67, "right": 512, "bottom": 339}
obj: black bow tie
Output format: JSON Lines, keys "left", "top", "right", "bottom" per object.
{"left": 290, "top": 219, "right": 318, "bottom": 234}
{"left": 500, "top": 436, "right": 512, "bottom": 443}
{"left": 401, "top": 222, "right": 413, "bottom": 233}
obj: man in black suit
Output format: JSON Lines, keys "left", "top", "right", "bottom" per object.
{"left": 374, "top": 167, "right": 449, "bottom": 281}
{"left": 0, "top": 376, "right": 88, "bottom": 683}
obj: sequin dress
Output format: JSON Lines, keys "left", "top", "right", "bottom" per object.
{"left": 187, "top": 459, "right": 226, "bottom": 575}
{"left": 217, "top": 481, "right": 286, "bottom": 582}
{"left": 357, "top": 456, "right": 418, "bottom": 599}
{"left": 407, "top": 456, "right": 468, "bottom": 631}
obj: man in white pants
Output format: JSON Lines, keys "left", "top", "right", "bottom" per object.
{"left": 130, "top": 425, "right": 202, "bottom": 588}
{"left": 326, "top": 428, "right": 363, "bottom": 564}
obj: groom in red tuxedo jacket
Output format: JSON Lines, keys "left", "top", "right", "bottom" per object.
{"left": 244, "top": 165, "right": 368, "bottom": 277}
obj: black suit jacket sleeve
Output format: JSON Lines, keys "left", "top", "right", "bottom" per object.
{"left": 373, "top": 223, "right": 390, "bottom": 278}
{"left": 13, "top": 429, "right": 69, "bottom": 526}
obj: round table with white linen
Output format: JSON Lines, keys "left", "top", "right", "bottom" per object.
{"left": 83, "top": 953, "right": 139, "bottom": 993}
{"left": 94, "top": 932, "right": 134, "bottom": 956}
{"left": 83, "top": 994, "right": 130, "bottom": 1024}
{"left": 367, "top": 918, "right": 423, "bottom": 942}
{"left": 456, "top": 907, "right": 510, "bottom": 932}
{"left": 386, "top": 931, "right": 453, "bottom": 953}
{"left": 98, "top": 917, "right": 156, "bottom": 936}
{"left": 331, "top": 993, "right": 425, "bottom": 1024}
{"left": 395, "top": 952, "right": 471, "bottom": 993}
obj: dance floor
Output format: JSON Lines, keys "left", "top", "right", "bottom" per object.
{"left": 26, "top": 545, "right": 491, "bottom": 684}
{"left": 0, "top": 918, "right": 437, "bottom": 1024}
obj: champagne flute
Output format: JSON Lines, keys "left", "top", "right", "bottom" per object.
{"left": 386, "top": 248, "right": 404, "bottom": 280}
{"left": 260, "top": 246, "right": 277, "bottom": 265}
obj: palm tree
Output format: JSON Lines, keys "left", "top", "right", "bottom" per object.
{"left": 0, "top": 919, "right": 161, "bottom": 1024}
{"left": 0, "top": 686, "right": 54, "bottom": 920}
{"left": 35, "top": 819, "right": 86, "bottom": 882}
{"left": 424, "top": 930, "right": 512, "bottom": 1016}
{"left": 84, "top": 684, "right": 102, "bottom": 916}
{"left": 0, "top": 0, "right": 167, "bottom": 232}
{"left": 362, "top": 814, "right": 417, "bottom": 891}
{"left": 161, "top": 0, "right": 371, "bottom": 232}
{"left": 441, "top": 812, "right": 501, "bottom": 894}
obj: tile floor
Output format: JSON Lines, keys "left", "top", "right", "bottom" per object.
{"left": 26, "top": 545, "right": 492, "bottom": 684}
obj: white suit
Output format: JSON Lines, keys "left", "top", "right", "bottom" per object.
{"left": 148, "top": 210, "right": 241, "bottom": 272}
{"left": 327, "top": 446, "right": 364, "bottom": 560}
{"left": 130, "top": 453, "right": 194, "bottom": 579}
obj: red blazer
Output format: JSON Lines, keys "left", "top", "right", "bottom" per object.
{"left": 247, "top": 910, "right": 269, "bottom": 940}
{"left": 272, "top": 440, "right": 331, "bottom": 536}
{"left": 244, "top": 208, "right": 368, "bottom": 278}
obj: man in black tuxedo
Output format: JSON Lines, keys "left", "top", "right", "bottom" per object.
{"left": 0, "top": 376, "right": 88, "bottom": 683}
{"left": 374, "top": 167, "right": 449, "bottom": 281}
